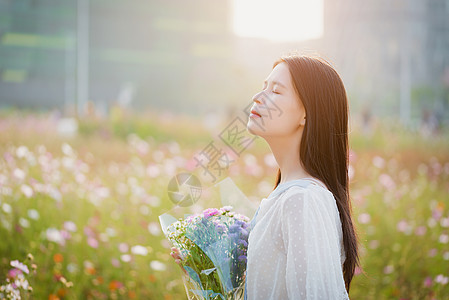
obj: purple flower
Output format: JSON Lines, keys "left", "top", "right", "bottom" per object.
{"left": 238, "top": 255, "right": 247, "bottom": 262}
{"left": 229, "top": 224, "right": 242, "bottom": 234}
{"left": 238, "top": 239, "right": 248, "bottom": 247}
{"left": 215, "top": 224, "right": 226, "bottom": 234}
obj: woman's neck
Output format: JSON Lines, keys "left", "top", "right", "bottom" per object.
{"left": 265, "top": 133, "right": 312, "bottom": 184}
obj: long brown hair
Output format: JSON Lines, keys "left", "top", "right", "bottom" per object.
{"left": 272, "top": 54, "right": 361, "bottom": 293}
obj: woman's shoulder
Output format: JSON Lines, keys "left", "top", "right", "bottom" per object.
{"left": 277, "top": 182, "right": 332, "bottom": 201}
{"left": 275, "top": 183, "right": 336, "bottom": 214}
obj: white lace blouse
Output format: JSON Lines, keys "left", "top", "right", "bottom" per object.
{"left": 244, "top": 178, "right": 349, "bottom": 300}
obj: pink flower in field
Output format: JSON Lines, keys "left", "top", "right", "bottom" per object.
{"left": 84, "top": 226, "right": 95, "bottom": 238}
{"left": 60, "top": 229, "right": 71, "bottom": 240}
{"left": 432, "top": 208, "right": 443, "bottom": 221}
{"left": 431, "top": 161, "right": 442, "bottom": 176}
{"left": 87, "top": 237, "right": 99, "bottom": 248}
{"left": 414, "top": 226, "right": 427, "bottom": 236}
{"left": 379, "top": 174, "right": 396, "bottom": 190}
{"left": 185, "top": 158, "right": 198, "bottom": 172}
{"left": 63, "top": 221, "right": 77, "bottom": 232}
{"left": 203, "top": 208, "right": 219, "bottom": 218}
{"left": 146, "top": 163, "right": 161, "bottom": 177}
{"left": 428, "top": 248, "right": 438, "bottom": 257}
{"left": 423, "top": 276, "right": 433, "bottom": 288}
{"left": 358, "top": 213, "right": 371, "bottom": 224}
{"left": 7, "top": 267, "right": 22, "bottom": 279}
{"left": 118, "top": 243, "right": 129, "bottom": 253}
{"left": 4, "top": 151, "right": 15, "bottom": 165}
{"left": 439, "top": 234, "right": 449, "bottom": 244}
{"left": 368, "top": 240, "right": 379, "bottom": 249}
{"left": 383, "top": 265, "right": 394, "bottom": 274}
{"left": 348, "top": 149, "right": 357, "bottom": 163}
{"left": 111, "top": 258, "right": 121, "bottom": 268}
{"left": 354, "top": 266, "right": 362, "bottom": 275}
{"left": 396, "top": 220, "right": 410, "bottom": 233}
{"left": 372, "top": 156, "right": 385, "bottom": 168}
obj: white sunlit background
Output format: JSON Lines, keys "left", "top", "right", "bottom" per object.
{"left": 232, "top": 0, "right": 323, "bottom": 42}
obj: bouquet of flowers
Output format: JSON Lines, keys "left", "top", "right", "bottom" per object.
{"left": 161, "top": 206, "right": 250, "bottom": 300}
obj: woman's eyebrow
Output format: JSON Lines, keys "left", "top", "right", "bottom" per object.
{"left": 263, "top": 80, "right": 287, "bottom": 89}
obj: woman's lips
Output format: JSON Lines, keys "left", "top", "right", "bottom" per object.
{"left": 250, "top": 110, "right": 262, "bottom": 118}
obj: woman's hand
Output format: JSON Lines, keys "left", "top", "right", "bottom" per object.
{"left": 170, "top": 247, "right": 187, "bottom": 275}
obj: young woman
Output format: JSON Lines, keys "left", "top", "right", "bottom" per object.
{"left": 244, "top": 54, "right": 361, "bottom": 299}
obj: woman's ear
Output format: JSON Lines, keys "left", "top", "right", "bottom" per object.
{"left": 300, "top": 115, "right": 306, "bottom": 126}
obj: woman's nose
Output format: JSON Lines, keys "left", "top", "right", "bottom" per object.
{"left": 252, "top": 91, "right": 264, "bottom": 104}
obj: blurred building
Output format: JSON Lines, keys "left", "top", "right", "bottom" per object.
{"left": 0, "top": 0, "right": 234, "bottom": 115}
{"left": 0, "top": 0, "right": 448, "bottom": 123}
{"left": 322, "top": 0, "right": 449, "bottom": 122}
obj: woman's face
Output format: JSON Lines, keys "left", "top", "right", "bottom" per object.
{"left": 247, "top": 62, "right": 306, "bottom": 138}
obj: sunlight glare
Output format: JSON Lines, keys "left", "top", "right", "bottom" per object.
{"left": 232, "top": 0, "right": 323, "bottom": 42}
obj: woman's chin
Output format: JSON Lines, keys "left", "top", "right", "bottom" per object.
{"left": 246, "top": 120, "right": 263, "bottom": 136}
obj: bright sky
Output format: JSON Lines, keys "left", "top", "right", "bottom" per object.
{"left": 232, "top": 0, "right": 323, "bottom": 42}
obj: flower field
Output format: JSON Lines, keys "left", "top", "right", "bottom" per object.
{"left": 0, "top": 110, "right": 448, "bottom": 299}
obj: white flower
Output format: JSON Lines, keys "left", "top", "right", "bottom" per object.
{"left": 105, "top": 227, "right": 116, "bottom": 237}
{"left": 63, "top": 221, "right": 77, "bottom": 232}
{"left": 21, "top": 184, "right": 33, "bottom": 198}
{"left": 372, "top": 156, "right": 385, "bottom": 168}
{"left": 435, "top": 274, "right": 449, "bottom": 285}
{"left": 439, "top": 234, "right": 449, "bottom": 244}
{"left": 139, "top": 205, "right": 150, "bottom": 215}
{"left": 131, "top": 245, "right": 148, "bottom": 256}
{"left": 67, "top": 263, "right": 79, "bottom": 274}
{"left": 148, "top": 222, "right": 161, "bottom": 236}
{"left": 220, "top": 206, "right": 233, "bottom": 212}
{"left": 62, "top": 143, "right": 74, "bottom": 156}
{"left": 27, "top": 209, "right": 40, "bottom": 220}
{"left": 16, "top": 146, "right": 29, "bottom": 158}
{"left": 10, "top": 260, "right": 29, "bottom": 274}
{"left": 150, "top": 260, "right": 166, "bottom": 271}
{"left": 120, "top": 254, "right": 132, "bottom": 263}
{"left": 12, "top": 168, "right": 25, "bottom": 180}
{"left": 2, "top": 203, "right": 12, "bottom": 214}
{"left": 46, "top": 228, "right": 65, "bottom": 246}
{"left": 19, "top": 218, "right": 30, "bottom": 228}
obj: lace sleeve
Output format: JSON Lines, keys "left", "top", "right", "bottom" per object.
{"left": 280, "top": 188, "right": 349, "bottom": 299}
